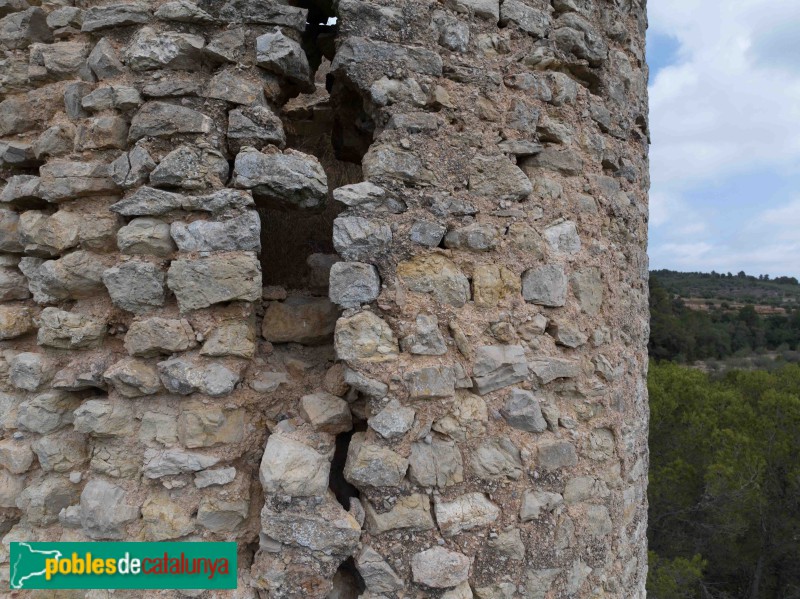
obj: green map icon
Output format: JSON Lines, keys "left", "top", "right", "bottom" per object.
{"left": 10, "top": 542, "right": 63, "bottom": 589}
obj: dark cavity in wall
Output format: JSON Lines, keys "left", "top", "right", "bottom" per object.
{"left": 258, "top": 2, "right": 364, "bottom": 290}
{"left": 329, "top": 423, "right": 364, "bottom": 511}
{"left": 330, "top": 557, "right": 366, "bottom": 598}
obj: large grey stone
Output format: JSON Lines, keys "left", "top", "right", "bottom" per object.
{"left": 369, "top": 399, "right": 415, "bottom": 440}
{"left": 16, "top": 478, "right": 78, "bottom": 525}
{"left": 333, "top": 182, "right": 404, "bottom": 213}
{"left": 362, "top": 143, "right": 435, "bottom": 185}
{"left": 501, "top": 389, "right": 547, "bottom": 432}
{"left": 31, "top": 431, "right": 88, "bottom": 472}
{"left": 529, "top": 357, "right": 581, "bottom": 384}
{"left": 444, "top": 223, "right": 499, "bottom": 252}
{"left": 170, "top": 211, "right": 260, "bottom": 252}
{"left": 80, "top": 479, "right": 140, "bottom": 539}
{"left": 37, "top": 307, "right": 105, "bottom": 349}
{"left": 104, "top": 357, "right": 162, "bottom": 397}
{"left": 401, "top": 314, "right": 447, "bottom": 355}
{"left": 356, "top": 546, "right": 404, "bottom": 594}
{"left": 520, "top": 490, "right": 563, "bottom": 521}
{"left": 553, "top": 13, "right": 608, "bottom": 66}
{"left": 9, "top": 352, "right": 52, "bottom": 391}
{"left": 344, "top": 432, "right": 408, "bottom": 488}
{"left": 261, "top": 297, "right": 339, "bottom": 344}
{"left": 111, "top": 186, "right": 254, "bottom": 217}
{"left": 0, "top": 209, "right": 22, "bottom": 252}
{"left": 334, "top": 311, "right": 399, "bottom": 362}
{"left": 411, "top": 547, "right": 470, "bottom": 589}
{"left": 233, "top": 147, "right": 327, "bottom": 209}
{"left": 329, "top": 262, "right": 380, "bottom": 308}
{"left": 408, "top": 440, "right": 463, "bottom": 488}
{"left": 259, "top": 432, "right": 332, "bottom": 496}
{"left": 522, "top": 265, "right": 568, "bottom": 307}
{"left": 18, "top": 209, "right": 81, "bottom": 256}
{"left": 102, "top": 261, "right": 166, "bottom": 314}
{"left": 110, "top": 145, "right": 157, "bottom": 189}
{"left": 82, "top": 3, "right": 150, "bottom": 31}
{"left": 28, "top": 41, "right": 90, "bottom": 81}
{"left": 128, "top": 101, "right": 212, "bottom": 141}
{"left": 471, "top": 438, "right": 523, "bottom": 480}
{"left": 201, "top": 320, "right": 255, "bottom": 358}
{"left": 472, "top": 345, "right": 529, "bottom": 394}
{"left": 260, "top": 497, "right": 361, "bottom": 555}
{"left": 499, "top": 0, "right": 551, "bottom": 37}
{"left": 158, "top": 357, "right": 240, "bottom": 397}
{"left": 20, "top": 252, "right": 106, "bottom": 303}
{"left": 571, "top": 267, "right": 603, "bottom": 315}
{"left": 219, "top": 0, "right": 307, "bottom": 30}
{"left": 396, "top": 254, "right": 470, "bottom": 307}
{"left": 0, "top": 7, "right": 51, "bottom": 50}
{"left": 16, "top": 391, "right": 79, "bottom": 434}
{"left": 409, "top": 220, "right": 446, "bottom": 247}
{"left": 227, "top": 104, "right": 286, "bottom": 153}
{"left": 143, "top": 448, "right": 219, "bottom": 478}
{"left": 435, "top": 493, "right": 500, "bottom": 537}
{"left": 255, "top": 28, "right": 313, "bottom": 90}
{"left": 406, "top": 366, "right": 456, "bottom": 399}
{"left": 38, "top": 160, "right": 117, "bottom": 203}
{"left": 149, "top": 144, "right": 229, "bottom": 190}
{"left": 0, "top": 175, "right": 41, "bottom": 205}
{"left": 124, "top": 26, "right": 205, "bottom": 71}
{"left": 365, "top": 493, "right": 435, "bottom": 533}
{"left": 117, "top": 217, "right": 175, "bottom": 256}
{"left": 88, "top": 37, "right": 126, "bottom": 79}
{"left": 333, "top": 37, "right": 443, "bottom": 77}
{"left": 155, "top": 0, "right": 215, "bottom": 23}
{"left": 537, "top": 440, "right": 578, "bottom": 471}
{"left": 344, "top": 368, "right": 389, "bottom": 399}
{"left": 543, "top": 220, "right": 581, "bottom": 255}
{"left": 73, "top": 399, "right": 134, "bottom": 437}
{"left": 469, "top": 154, "right": 532, "bottom": 202}
{"left": 333, "top": 216, "right": 392, "bottom": 261}
{"left": 167, "top": 253, "right": 261, "bottom": 312}
{"left": 0, "top": 438, "right": 34, "bottom": 474}
{"left": 300, "top": 392, "right": 352, "bottom": 434}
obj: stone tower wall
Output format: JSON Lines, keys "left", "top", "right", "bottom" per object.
{"left": 0, "top": 0, "right": 650, "bottom": 597}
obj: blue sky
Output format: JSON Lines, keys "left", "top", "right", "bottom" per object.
{"left": 647, "top": 0, "right": 800, "bottom": 278}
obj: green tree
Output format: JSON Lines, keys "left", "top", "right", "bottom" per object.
{"left": 648, "top": 363, "right": 800, "bottom": 598}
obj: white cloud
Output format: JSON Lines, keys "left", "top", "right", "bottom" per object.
{"left": 759, "top": 198, "right": 800, "bottom": 229}
{"left": 648, "top": 0, "right": 800, "bottom": 277}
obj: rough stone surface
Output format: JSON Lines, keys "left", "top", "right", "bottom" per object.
{"left": 259, "top": 432, "right": 332, "bottom": 496}
{"left": 472, "top": 345, "right": 529, "bottom": 395}
{"left": 522, "top": 265, "right": 569, "bottom": 307}
{"left": 335, "top": 311, "right": 399, "bottom": 362}
{"left": 102, "top": 261, "right": 166, "bottom": 314}
{"left": 329, "top": 261, "right": 381, "bottom": 308}
{"left": 0, "top": 1, "right": 649, "bottom": 595}
{"left": 233, "top": 147, "right": 327, "bottom": 209}
{"left": 435, "top": 492, "right": 500, "bottom": 536}
{"left": 262, "top": 297, "right": 339, "bottom": 345}
{"left": 167, "top": 253, "right": 261, "bottom": 312}
{"left": 345, "top": 432, "right": 408, "bottom": 487}
{"left": 411, "top": 547, "right": 471, "bottom": 588}
{"left": 501, "top": 389, "right": 548, "bottom": 432}
{"left": 397, "top": 254, "right": 471, "bottom": 307}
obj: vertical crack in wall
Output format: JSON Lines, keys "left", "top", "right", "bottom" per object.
{"left": 258, "top": 1, "right": 362, "bottom": 290}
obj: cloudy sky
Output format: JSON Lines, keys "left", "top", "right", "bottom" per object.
{"left": 647, "top": 0, "right": 800, "bottom": 277}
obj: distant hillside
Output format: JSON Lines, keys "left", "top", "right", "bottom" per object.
{"left": 652, "top": 269, "right": 800, "bottom": 307}
{"left": 648, "top": 271, "right": 800, "bottom": 365}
